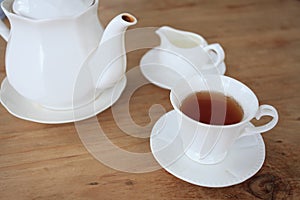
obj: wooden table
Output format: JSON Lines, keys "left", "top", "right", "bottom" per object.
{"left": 1, "top": 0, "right": 299, "bottom": 199}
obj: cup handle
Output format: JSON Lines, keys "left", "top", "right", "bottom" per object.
{"left": 0, "top": 18, "right": 9, "bottom": 42}
{"left": 203, "top": 43, "right": 225, "bottom": 68}
{"left": 242, "top": 105, "right": 279, "bottom": 136}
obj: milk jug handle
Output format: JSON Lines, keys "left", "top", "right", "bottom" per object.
{"left": 0, "top": 19, "right": 10, "bottom": 41}
{"left": 203, "top": 43, "right": 225, "bottom": 71}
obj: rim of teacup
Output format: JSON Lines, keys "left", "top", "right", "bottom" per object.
{"left": 170, "top": 74, "right": 259, "bottom": 128}
{"left": 1, "top": 0, "right": 97, "bottom": 22}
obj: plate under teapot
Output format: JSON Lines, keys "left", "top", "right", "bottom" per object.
{"left": 0, "top": 76, "right": 127, "bottom": 124}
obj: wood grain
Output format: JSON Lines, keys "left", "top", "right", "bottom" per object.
{"left": 0, "top": 0, "right": 300, "bottom": 199}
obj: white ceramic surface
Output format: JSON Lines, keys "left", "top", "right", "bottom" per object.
{"left": 0, "top": 0, "right": 137, "bottom": 110}
{"left": 156, "top": 26, "right": 225, "bottom": 70}
{"left": 170, "top": 75, "right": 278, "bottom": 164}
{"left": 150, "top": 110, "right": 266, "bottom": 188}
{"left": 0, "top": 0, "right": 102, "bottom": 109}
{"left": 12, "top": 0, "right": 94, "bottom": 19}
{"left": 0, "top": 0, "right": 4, "bottom": 19}
{"left": 0, "top": 76, "right": 127, "bottom": 124}
{"left": 140, "top": 47, "right": 226, "bottom": 90}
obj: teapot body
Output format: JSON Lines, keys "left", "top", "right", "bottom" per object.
{"left": 1, "top": 0, "right": 103, "bottom": 109}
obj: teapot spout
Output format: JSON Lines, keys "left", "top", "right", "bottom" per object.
{"left": 89, "top": 13, "right": 137, "bottom": 91}
{"left": 100, "top": 13, "right": 137, "bottom": 45}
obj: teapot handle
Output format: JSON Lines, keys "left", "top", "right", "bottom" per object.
{"left": 0, "top": 19, "right": 9, "bottom": 41}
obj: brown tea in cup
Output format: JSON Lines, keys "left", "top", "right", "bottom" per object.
{"left": 180, "top": 91, "right": 244, "bottom": 125}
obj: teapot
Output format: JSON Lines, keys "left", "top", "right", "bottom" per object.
{"left": 0, "top": 0, "right": 137, "bottom": 110}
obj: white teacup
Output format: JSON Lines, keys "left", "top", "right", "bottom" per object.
{"left": 170, "top": 75, "right": 279, "bottom": 164}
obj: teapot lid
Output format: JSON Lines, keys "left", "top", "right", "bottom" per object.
{"left": 12, "top": 0, "right": 94, "bottom": 19}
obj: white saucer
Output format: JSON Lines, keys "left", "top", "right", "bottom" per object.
{"left": 140, "top": 48, "right": 226, "bottom": 90}
{"left": 150, "top": 110, "right": 265, "bottom": 188}
{"left": 0, "top": 76, "right": 127, "bottom": 124}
